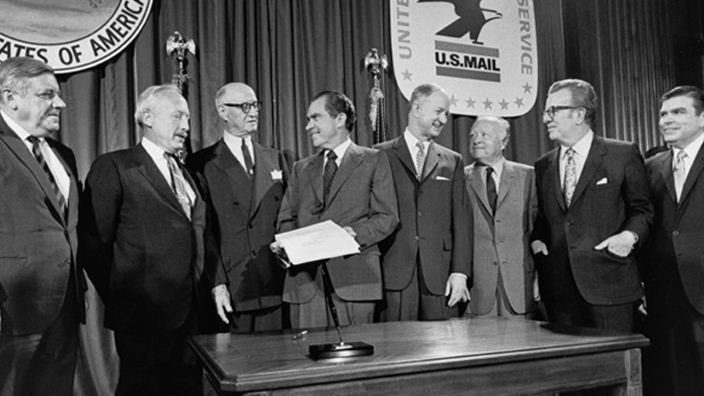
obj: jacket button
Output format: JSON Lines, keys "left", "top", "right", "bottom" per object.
{"left": 414, "top": 236, "right": 420, "bottom": 241}
{"left": 251, "top": 251, "right": 257, "bottom": 258}
{"left": 672, "top": 230, "right": 679, "bottom": 236}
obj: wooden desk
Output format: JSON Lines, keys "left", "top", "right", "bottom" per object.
{"left": 190, "top": 318, "right": 648, "bottom": 395}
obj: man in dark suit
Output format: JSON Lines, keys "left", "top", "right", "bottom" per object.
{"left": 78, "top": 85, "right": 230, "bottom": 396}
{"left": 641, "top": 85, "right": 704, "bottom": 395}
{"left": 376, "top": 83, "right": 472, "bottom": 322}
{"left": 465, "top": 115, "right": 538, "bottom": 318}
{"left": 189, "top": 83, "right": 288, "bottom": 332}
{"left": 271, "top": 90, "right": 398, "bottom": 329}
{"left": 0, "top": 57, "right": 86, "bottom": 396}
{"left": 531, "top": 79, "right": 653, "bottom": 332}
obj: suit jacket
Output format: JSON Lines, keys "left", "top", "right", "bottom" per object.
{"left": 188, "top": 139, "right": 288, "bottom": 312}
{"left": 642, "top": 147, "right": 704, "bottom": 316}
{"left": 532, "top": 135, "right": 653, "bottom": 305}
{"left": 375, "top": 136, "right": 473, "bottom": 295}
{"left": 78, "top": 144, "right": 225, "bottom": 333}
{"left": 277, "top": 142, "right": 398, "bottom": 303}
{"left": 0, "top": 115, "right": 86, "bottom": 336}
{"left": 465, "top": 160, "right": 537, "bottom": 315}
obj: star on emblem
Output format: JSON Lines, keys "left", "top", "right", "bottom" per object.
{"left": 483, "top": 98, "right": 493, "bottom": 110}
{"left": 514, "top": 97, "right": 525, "bottom": 108}
{"left": 449, "top": 95, "right": 458, "bottom": 107}
{"left": 522, "top": 83, "right": 532, "bottom": 94}
{"left": 465, "top": 97, "right": 476, "bottom": 108}
{"left": 402, "top": 69, "right": 413, "bottom": 81}
{"left": 499, "top": 99, "right": 509, "bottom": 110}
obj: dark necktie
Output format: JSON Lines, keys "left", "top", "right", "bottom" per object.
{"left": 486, "top": 166, "right": 497, "bottom": 215}
{"left": 323, "top": 150, "right": 338, "bottom": 204}
{"left": 27, "top": 136, "right": 67, "bottom": 220}
{"left": 165, "top": 153, "right": 193, "bottom": 219}
{"left": 242, "top": 138, "right": 254, "bottom": 179}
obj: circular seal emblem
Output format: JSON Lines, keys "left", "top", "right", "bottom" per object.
{"left": 0, "top": 0, "right": 154, "bottom": 74}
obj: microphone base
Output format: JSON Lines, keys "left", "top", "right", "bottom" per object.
{"left": 309, "top": 342, "right": 374, "bottom": 359}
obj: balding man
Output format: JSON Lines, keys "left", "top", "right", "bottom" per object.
{"left": 464, "top": 115, "right": 538, "bottom": 318}
{"left": 376, "top": 83, "right": 472, "bottom": 321}
{"left": 189, "top": 83, "right": 288, "bottom": 332}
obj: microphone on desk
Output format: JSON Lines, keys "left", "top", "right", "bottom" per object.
{"left": 308, "top": 263, "right": 374, "bottom": 359}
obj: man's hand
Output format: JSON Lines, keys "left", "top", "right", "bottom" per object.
{"left": 445, "top": 273, "right": 470, "bottom": 307}
{"left": 531, "top": 240, "right": 549, "bottom": 256}
{"left": 270, "top": 241, "right": 291, "bottom": 268}
{"left": 212, "top": 284, "right": 232, "bottom": 324}
{"left": 594, "top": 230, "right": 637, "bottom": 257}
{"left": 343, "top": 226, "right": 357, "bottom": 239}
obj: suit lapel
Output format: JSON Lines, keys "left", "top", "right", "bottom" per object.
{"left": 469, "top": 165, "right": 492, "bottom": 215}
{"left": 212, "top": 140, "right": 253, "bottom": 203}
{"left": 47, "top": 139, "right": 79, "bottom": 227}
{"left": 0, "top": 119, "right": 67, "bottom": 224}
{"left": 660, "top": 150, "right": 677, "bottom": 204}
{"left": 680, "top": 144, "right": 704, "bottom": 204}
{"left": 571, "top": 136, "right": 605, "bottom": 207}
{"left": 134, "top": 145, "right": 187, "bottom": 218}
{"left": 421, "top": 141, "right": 440, "bottom": 182}
{"left": 326, "top": 142, "right": 363, "bottom": 204}
{"left": 497, "top": 161, "right": 515, "bottom": 210}
{"left": 250, "top": 143, "right": 278, "bottom": 219}
{"left": 305, "top": 151, "right": 325, "bottom": 207}
{"left": 546, "top": 148, "right": 566, "bottom": 212}
{"left": 393, "top": 136, "right": 418, "bottom": 183}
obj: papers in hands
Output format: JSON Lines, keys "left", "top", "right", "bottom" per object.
{"left": 274, "top": 220, "right": 360, "bottom": 265}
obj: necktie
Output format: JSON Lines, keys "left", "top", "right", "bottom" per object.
{"left": 241, "top": 138, "right": 254, "bottom": 179}
{"left": 673, "top": 149, "right": 687, "bottom": 202}
{"left": 166, "top": 154, "right": 193, "bottom": 219}
{"left": 27, "top": 136, "right": 67, "bottom": 220}
{"left": 416, "top": 141, "right": 426, "bottom": 180}
{"left": 486, "top": 167, "right": 497, "bottom": 215}
{"left": 563, "top": 148, "right": 577, "bottom": 207}
{"left": 323, "top": 150, "right": 338, "bottom": 204}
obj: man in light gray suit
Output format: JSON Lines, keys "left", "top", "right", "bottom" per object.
{"left": 271, "top": 90, "right": 398, "bottom": 329}
{"left": 464, "top": 115, "right": 538, "bottom": 317}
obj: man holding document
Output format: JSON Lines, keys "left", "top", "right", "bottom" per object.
{"left": 270, "top": 91, "right": 398, "bottom": 329}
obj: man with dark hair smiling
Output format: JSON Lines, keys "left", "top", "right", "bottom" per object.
{"left": 271, "top": 90, "right": 398, "bottom": 329}
{"left": 642, "top": 85, "right": 704, "bottom": 395}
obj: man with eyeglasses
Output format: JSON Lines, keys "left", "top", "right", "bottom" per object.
{"left": 0, "top": 57, "right": 86, "bottom": 396}
{"left": 188, "top": 82, "right": 289, "bottom": 332}
{"left": 531, "top": 79, "right": 653, "bottom": 334}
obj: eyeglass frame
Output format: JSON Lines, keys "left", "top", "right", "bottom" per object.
{"left": 220, "top": 101, "right": 262, "bottom": 113}
{"left": 542, "top": 105, "right": 581, "bottom": 118}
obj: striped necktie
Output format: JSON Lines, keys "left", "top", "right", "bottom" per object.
{"left": 27, "top": 136, "right": 67, "bottom": 220}
{"left": 323, "top": 150, "right": 338, "bottom": 204}
{"left": 165, "top": 153, "right": 193, "bottom": 219}
{"left": 416, "top": 141, "right": 426, "bottom": 180}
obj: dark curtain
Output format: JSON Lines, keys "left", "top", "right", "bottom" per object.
{"left": 45, "top": 1, "right": 674, "bottom": 394}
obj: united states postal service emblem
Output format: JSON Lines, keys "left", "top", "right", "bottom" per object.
{"left": 0, "top": 0, "right": 153, "bottom": 74}
{"left": 391, "top": 0, "right": 538, "bottom": 116}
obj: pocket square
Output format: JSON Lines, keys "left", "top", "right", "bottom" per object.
{"left": 271, "top": 170, "right": 283, "bottom": 181}
{"left": 596, "top": 177, "right": 608, "bottom": 185}
{"left": 435, "top": 176, "right": 451, "bottom": 181}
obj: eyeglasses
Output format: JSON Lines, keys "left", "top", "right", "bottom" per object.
{"left": 543, "top": 105, "right": 579, "bottom": 118}
{"left": 221, "top": 101, "right": 262, "bottom": 113}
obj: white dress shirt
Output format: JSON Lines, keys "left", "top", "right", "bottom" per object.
{"left": 560, "top": 130, "right": 594, "bottom": 188}
{"left": 141, "top": 137, "right": 195, "bottom": 202}
{"left": 223, "top": 132, "right": 255, "bottom": 173}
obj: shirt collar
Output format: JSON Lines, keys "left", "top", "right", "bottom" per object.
{"left": 1, "top": 109, "right": 34, "bottom": 142}
{"left": 480, "top": 157, "right": 505, "bottom": 178}
{"left": 562, "top": 130, "right": 593, "bottom": 160}
{"left": 678, "top": 131, "right": 704, "bottom": 162}
{"left": 223, "top": 131, "right": 252, "bottom": 146}
{"left": 326, "top": 137, "right": 352, "bottom": 161}
{"left": 141, "top": 136, "right": 170, "bottom": 164}
{"left": 404, "top": 128, "right": 430, "bottom": 152}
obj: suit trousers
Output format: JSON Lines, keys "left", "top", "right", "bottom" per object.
{"left": 289, "top": 283, "right": 374, "bottom": 329}
{"left": 544, "top": 260, "right": 636, "bottom": 332}
{"left": 114, "top": 306, "right": 202, "bottom": 396}
{"left": 380, "top": 255, "right": 457, "bottom": 322}
{"left": 644, "top": 271, "right": 704, "bottom": 396}
{"left": 0, "top": 273, "right": 79, "bottom": 396}
{"left": 227, "top": 305, "right": 286, "bottom": 333}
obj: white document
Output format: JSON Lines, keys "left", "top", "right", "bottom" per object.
{"left": 274, "top": 220, "right": 360, "bottom": 265}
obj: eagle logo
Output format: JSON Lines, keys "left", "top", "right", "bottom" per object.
{"left": 418, "top": 0, "right": 503, "bottom": 45}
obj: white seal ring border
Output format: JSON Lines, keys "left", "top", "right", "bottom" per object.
{"left": 0, "top": 0, "right": 154, "bottom": 74}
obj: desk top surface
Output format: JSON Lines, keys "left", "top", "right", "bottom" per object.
{"left": 191, "top": 318, "right": 648, "bottom": 393}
